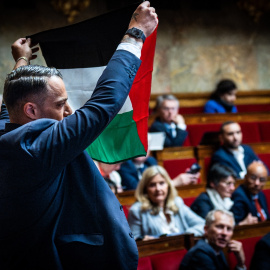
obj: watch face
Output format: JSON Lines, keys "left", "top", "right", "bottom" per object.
{"left": 133, "top": 28, "right": 141, "bottom": 38}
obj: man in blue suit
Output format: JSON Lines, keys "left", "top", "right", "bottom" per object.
{"left": 179, "top": 209, "right": 246, "bottom": 270}
{"left": 231, "top": 161, "right": 269, "bottom": 225}
{"left": 149, "top": 94, "right": 188, "bottom": 147}
{"left": 211, "top": 121, "right": 262, "bottom": 179}
{"left": 118, "top": 153, "right": 157, "bottom": 190}
{"left": 0, "top": 2, "right": 158, "bottom": 269}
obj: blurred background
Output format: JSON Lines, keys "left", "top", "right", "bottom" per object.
{"left": 0, "top": 0, "right": 270, "bottom": 94}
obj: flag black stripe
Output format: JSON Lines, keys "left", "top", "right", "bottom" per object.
{"left": 28, "top": 2, "right": 139, "bottom": 68}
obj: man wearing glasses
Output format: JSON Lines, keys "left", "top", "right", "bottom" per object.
{"left": 231, "top": 161, "right": 269, "bottom": 225}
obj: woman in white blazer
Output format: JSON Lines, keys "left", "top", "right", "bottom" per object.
{"left": 128, "top": 165, "right": 205, "bottom": 240}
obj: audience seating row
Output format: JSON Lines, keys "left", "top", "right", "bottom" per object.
{"left": 149, "top": 90, "right": 270, "bottom": 114}
{"left": 155, "top": 142, "right": 270, "bottom": 184}
{"left": 136, "top": 221, "right": 270, "bottom": 270}
{"left": 117, "top": 180, "right": 270, "bottom": 218}
{"left": 149, "top": 115, "right": 270, "bottom": 146}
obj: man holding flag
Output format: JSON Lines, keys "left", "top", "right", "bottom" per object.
{"left": 0, "top": 1, "right": 158, "bottom": 269}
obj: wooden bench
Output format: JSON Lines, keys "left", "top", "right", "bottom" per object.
{"left": 137, "top": 233, "right": 195, "bottom": 270}
{"left": 155, "top": 146, "right": 197, "bottom": 179}
{"left": 149, "top": 90, "right": 270, "bottom": 113}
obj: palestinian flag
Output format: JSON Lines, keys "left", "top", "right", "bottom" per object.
{"left": 29, "top": 3, "right": 157, "bottom": 163}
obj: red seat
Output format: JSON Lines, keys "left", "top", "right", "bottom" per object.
{"left": 183, "top": 197, "right": 196, "bottom": 207}
{"left": 180, "top": 107, "right": 204, "bottom": 114}
{"left": 122, "top": 205, "right": 131, "bottom": 219}
{"left": 228, "top": 236, "right": 261, "bottom": 270}
{"left": 258, "top": 121, "right": 270, "bottom": 142}
{"left": 163, "top": 158, "right": 197, "bottom": 179}
{"left": 239, "top": 122, "right": 261, "bottom": 143}
{"left": 187, "top": 123, "right": 220, "bottom": 146}
{"left": 138, "top": 257, "right": 153, "bottom": 270}
{"left": 150, "top": 250, "right": 187, "bottom": 270}
{"left": 262, "top": 189, "right": 270, "bottom": 213}
{"left": 237, "top": 104, "right": 270, "bottom": 113}
{"left": 257, "top": 153, "right": 270, "bottom": 171}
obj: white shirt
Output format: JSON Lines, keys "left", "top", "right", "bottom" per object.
{"left": 229, "top": 145, "right": 246, "bottom": 179}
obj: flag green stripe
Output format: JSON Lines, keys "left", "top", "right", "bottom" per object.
{"left": 86, "top": 110, "right": 146, "bottom": 163}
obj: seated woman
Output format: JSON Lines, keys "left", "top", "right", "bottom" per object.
{"left": 190, "top": 163, "right": 236, "bottom": 219}
{"left": 204, "top": 79, "right": 238, "bottom": 113}
{"left": 128, "top": 165, "right": 205, "bottom": 240}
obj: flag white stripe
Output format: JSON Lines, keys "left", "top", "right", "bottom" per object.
{"left": 59, "top": 67, "right": 133, "bottom": 114}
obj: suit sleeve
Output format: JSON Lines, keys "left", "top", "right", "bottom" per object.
{"left": 118, "top": 162, "right": 139, "bottom": 190}
{"left": 190, "top": 194, "right": 213, "bottom": 219}
{"left": 179, "top": 198, "right": 205, "bottom": 236}
{"left": 0, "top": 102, "right": 10, "bottom": 130}
{"left": 150, "top": 121, "right": 188, "bottom": 147}
{"left": 128, "top": 203, "right": 143, "bottom": 240}
{"left": 14, "top": 50, "right": 141, "bottom": 176}
{"left": 230, "top": 194, "right": 250, "bottom": 224}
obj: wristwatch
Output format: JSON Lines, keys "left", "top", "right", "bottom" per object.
{"left": 125, "top": 27, "right": 146, "bottom": 43}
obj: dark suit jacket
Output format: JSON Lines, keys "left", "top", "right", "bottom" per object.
{"left": 149, "top": 117, "right": 188, "bottom": 147}
{"left": 0, "top": 102, "right": 9, "bottom": 130}
{"left": 118, "top": 156, "right": 157, "bottom": 190}
{"left": 211, "top": 145, "right": 260, "bottom": 178}
{"left": 190, "top": 192, "right": 214, "bottom": 219}
{"left": 231, "top": 184, "right": 270, "bottom": 224}
{"left": 0, "top": 50, "right": 139, "bottom": 270}
{"left": 179, "top": 239, "right": 229, "bottom": 270}
{"left": 250, "top": 232, "right": 270, "bottom": 270}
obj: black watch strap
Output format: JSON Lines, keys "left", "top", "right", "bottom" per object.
{"left": 125, "top": 27, "right": 146, "bottom": 43}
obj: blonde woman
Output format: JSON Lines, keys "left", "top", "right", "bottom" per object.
{"left": 128, "top": 166, "right": 205, "bottom": 240}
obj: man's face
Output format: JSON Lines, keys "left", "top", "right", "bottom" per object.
{"left": 38, "top": 76, "right": 72, "bottom": 121}
{"left": 221, "top": 123, "right": 242, "bottom": 149}
{"left": 159, "top": 100, "right": 179, "bottom": 124}
{"left": 244, "top": 162, "right": 268, "bottom": 195}
{"left": 205, "top": 212, "right": 234, "bottom": 252}
{"left": 220, "top": 89, "right": 237, "bottom": 105}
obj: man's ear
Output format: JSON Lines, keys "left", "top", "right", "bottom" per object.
{"left": 204, "top": 225, "right": 208, "bottom": 236}
{"left": 23, "top": 102, "right": 39, "bottom": 120}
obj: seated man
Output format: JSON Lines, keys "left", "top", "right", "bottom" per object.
{"left": 179, "top": 209, "right": 246, "bottom": 270}
{"left": 211, "top": 121, "right": 262, "bottom": 179}
{"left": 250, "top": 232, "right": 270, "bottom": 270}
{"left": 231, "top": 161, "right": 269, "bottom": 225}
{"left": 149, "top": 94, "right": 188, "bottom": 147}
{"left": 118, "top": 151, "right": 157, "bottom": 190}
{"left": 118, "top": 151, "right": 200, "bottom": 190}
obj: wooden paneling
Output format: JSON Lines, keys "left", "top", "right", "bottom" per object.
{"left": 137, "top": 233, "right": 194, "bottom": 258}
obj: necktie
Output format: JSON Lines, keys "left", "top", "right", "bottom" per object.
{"left": 254, "top": 198, "right": 266, "bottom": 221}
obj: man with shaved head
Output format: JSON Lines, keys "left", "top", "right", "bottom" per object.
{"left": 231, "top": 161, "right": 269, "bottom": 225}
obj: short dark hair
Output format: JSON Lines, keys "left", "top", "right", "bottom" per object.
{"left": 211, "top": 79, "right": 237, "bottom": 99}
{"left": 154, "top": 94, "right": 179, "bottom": 113}
{"left": 220, "top": 121, "right": 237, "bottom": 133}
{"left": 3, "top": 65, "right": 63, "bottom": 114}
{"left": 206, "top": 163, "right": 237, "bottom": 188}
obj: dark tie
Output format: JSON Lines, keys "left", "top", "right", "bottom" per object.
{"left": 254, "top": 198, "right": 266, "bottom": 221}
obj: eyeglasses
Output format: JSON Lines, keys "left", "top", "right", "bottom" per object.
{"left": 247, "top": 174, "right": 267, "bottom": 183}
